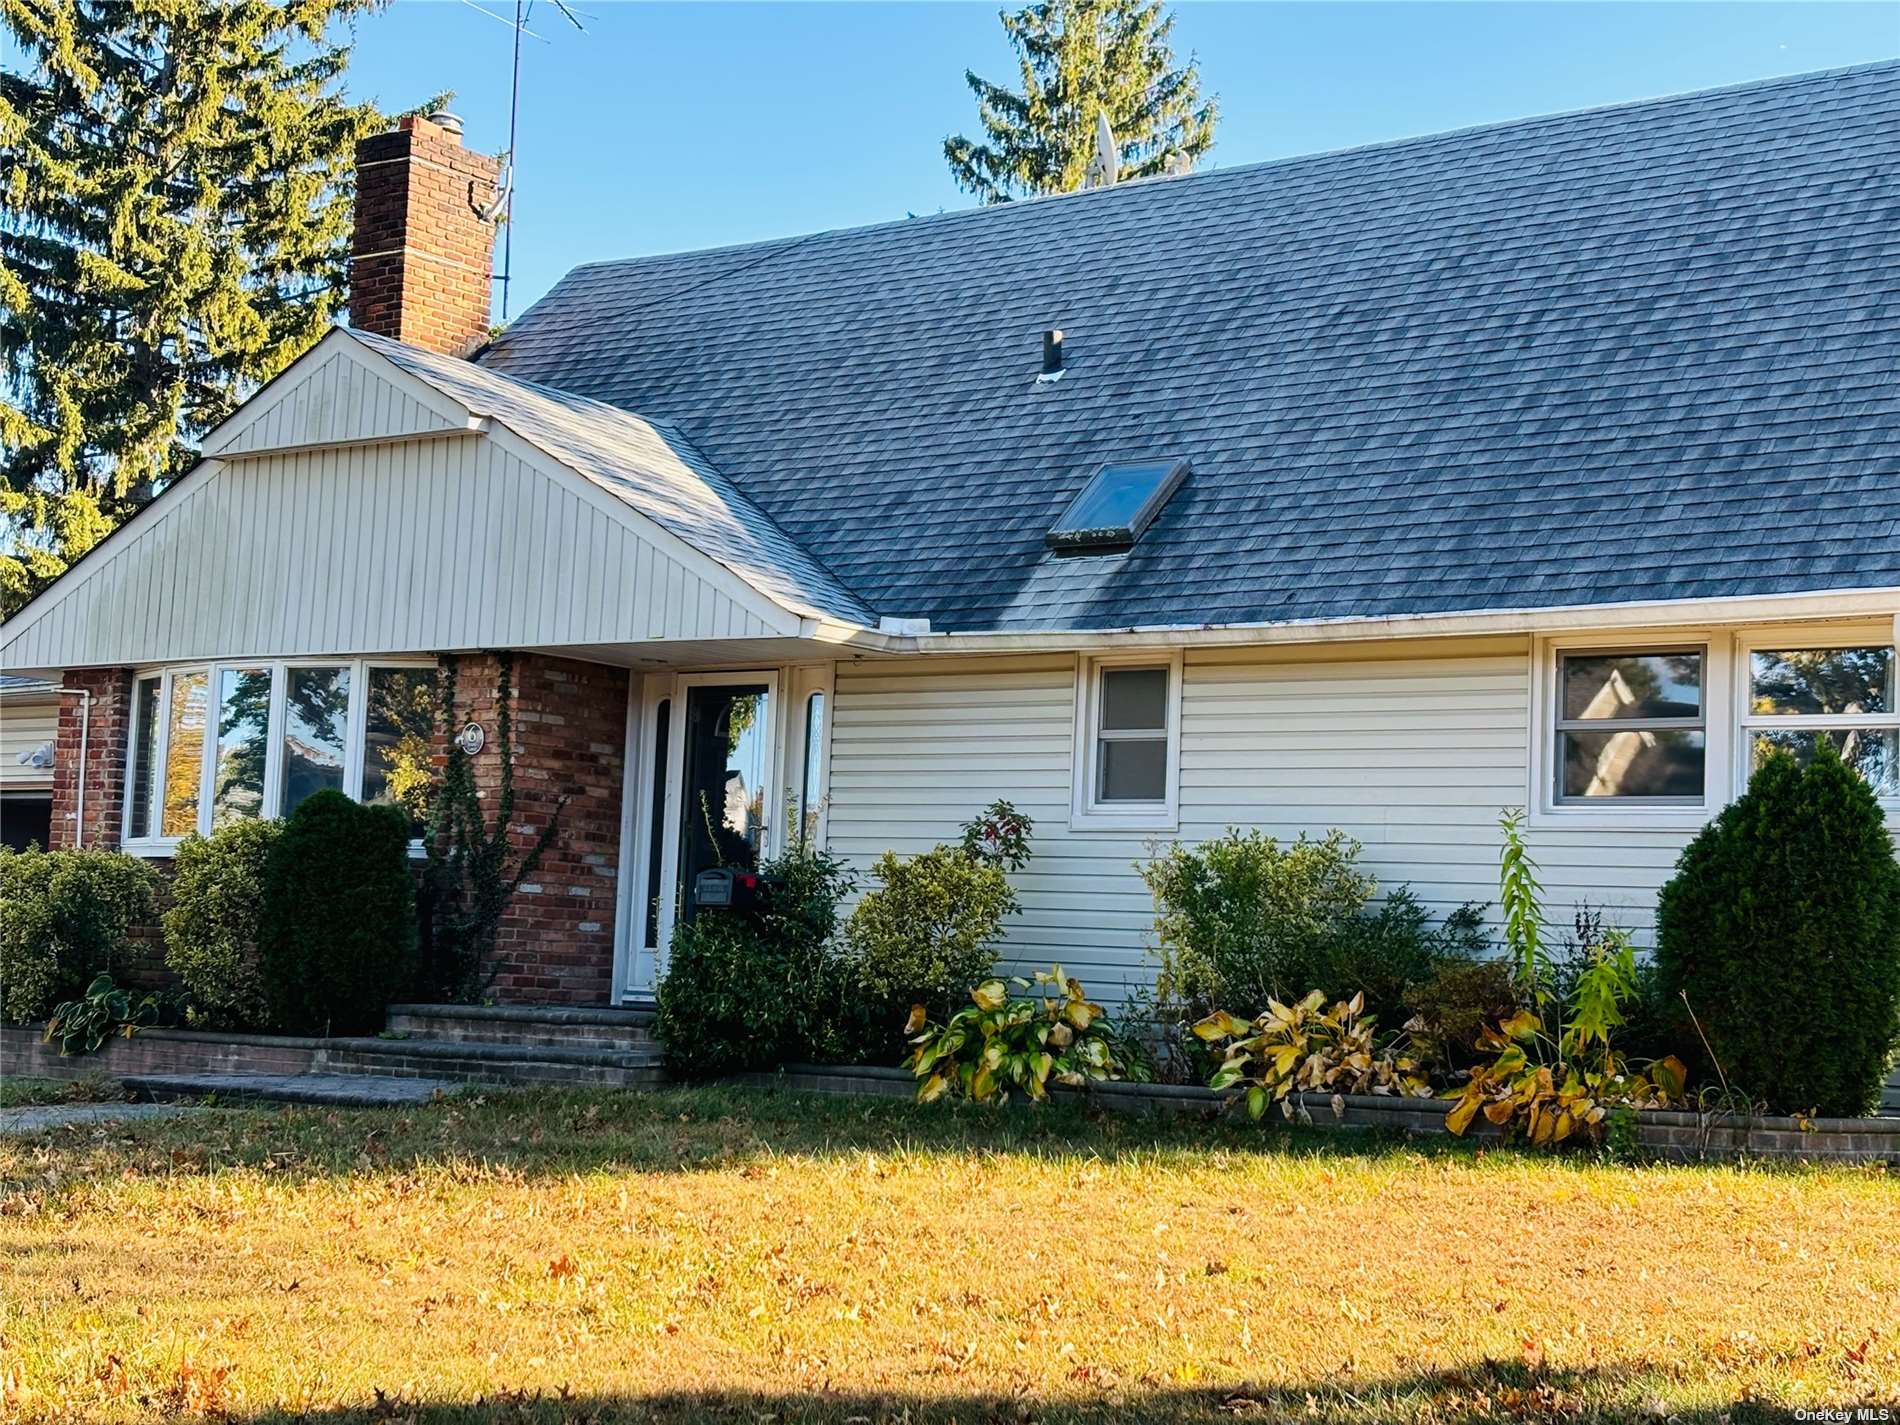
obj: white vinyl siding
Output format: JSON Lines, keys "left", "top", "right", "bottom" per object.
{"left": 204, "top": 345, "right": 468, "bottom": 456}
{"left": 0, "top": 699, "right": 57, "bottom": 790}
{"left": 0, "top": 436, "right": 794, "bottom": 671}
{"left": 827, "top": 639, "right": 1726, "bottom": 1001}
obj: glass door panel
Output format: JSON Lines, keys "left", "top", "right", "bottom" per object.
{"left": 676, "top": 684, "right": 769, "bottom": 922}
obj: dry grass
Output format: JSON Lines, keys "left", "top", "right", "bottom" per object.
{"left": 0, "top": 1084, "right": 1893, "bottom": 1424}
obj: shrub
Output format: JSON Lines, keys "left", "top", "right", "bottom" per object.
{"left": 1195, "top": 990, "right": 1434, "bottom": 1119}
{"left": 903, "top": 966, "right": 1148, "bottom": 1104}
{"left": 1401, "top": 957, "right": 1520, "bottom": 1076}
{"left": 1142, "top": 829, "right": 1485, "bottom": 1025}
{"left": 258, "top": 790, "right": 417, "bottom": 1034}
{"left": 1655, "top": 744, "right": 1900, "bottom": 1117}
{"left": 1322, "top": 890, "right": 1488, "bottom": 1029}
{"left": 0, "top": 846, "right": 158, "bottom": 1025}
{"left": 843, "top": 845, "right": 1019, "bottom": 1036}
{"left": 958, "top": 799, "right": 1035, "bottom": 872}
{"left": 656, "top": 844, "right": 856, "bottom": 1080}
{"left": 162, "top": 819, "right": 282, "bottom": 1029}
{"left": 1143, "top": 829, "right": 1373, "bottom": 1015}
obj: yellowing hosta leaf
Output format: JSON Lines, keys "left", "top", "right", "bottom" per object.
{"left": 971, "top": 981, "right": 1008, "bottom": 1011}
{"left": 1445, "top": 1091, "right": 1482, "bottom": 1135}
{"left": 917, "top": 1073, "right": 950, "bottom": 1104}
{"left": 1246, "top": 1085, "right": 1268, "bottom": 1120}
{"left": 1650, "top": 1055, "right": 1688, "bottom": 1100}
{"left": 905, "top": 1004, "right": 928, "bottom": 1036}
{"left": 1063, "top": 1000, "right": 1100, "bottom": 1029}
{"left": 1193, "top": 1012, "right": 1249, "bottom": 1042}
{"left": 1500, "top": 1010, "right": 1542, "bottom": 1042}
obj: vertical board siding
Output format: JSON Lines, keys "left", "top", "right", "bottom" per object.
{"left": 213, "top": 350, "right": 462, "bottom": 454}
{"left": 827, "top": 643, "right": 1713, "bottom": 1001}
{"left": 1, "top": 438, "right": 785, "bottom": 668}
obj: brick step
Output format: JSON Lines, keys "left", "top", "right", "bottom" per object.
{"left": 321, "top": 1033, "right": 667, "bottom": 1089}
{"left": 385, "top": 1002, "right": 657, "bottom": 1051}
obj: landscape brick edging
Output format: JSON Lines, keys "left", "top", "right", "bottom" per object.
{"left": 7, "top": 1026, "right": 1893, "bottom": 1162}
{"left": 737, "top": 1063, "right": 1900, "bottom": 1164}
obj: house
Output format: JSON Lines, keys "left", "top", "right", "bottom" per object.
{"left": 2, "top": 63, "right": 1896, "bottom": 1007}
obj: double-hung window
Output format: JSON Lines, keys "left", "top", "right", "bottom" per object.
{"left": 1551, "top": 648, "right": 1707, "bottom": 804}
{"left": 1071, "top": 653, "right": 1181, "bottom": 830}
{"left": 1740, "top": 642, "right": 1897, "bottom": 798}
{"left": 124, "top": 659, "right": 435, "bottom": 851}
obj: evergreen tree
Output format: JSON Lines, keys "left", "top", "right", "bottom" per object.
{"left": 0, "top": 0, "right": 410, "bottom": 615}
{"left": 944, "top": 0, "right": 1216, "bottom": 204}
{"left": 1655, "top": 743, "right": 1900, "bottom": 1117}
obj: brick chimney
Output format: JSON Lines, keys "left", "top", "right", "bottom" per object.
{"left": 350, "top": 113, "right": 500, "bottom": 356}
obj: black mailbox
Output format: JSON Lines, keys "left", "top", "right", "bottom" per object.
{"left": 692, "top": 867, "right": 769, "bottom": 911}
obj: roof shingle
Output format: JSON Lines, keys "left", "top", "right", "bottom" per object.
{"left": 479, "top": 62, "right": 1900, "bottom": 633}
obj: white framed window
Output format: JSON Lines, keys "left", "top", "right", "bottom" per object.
{"left": 1528, "top": 635, "right": 1731, "bottom": 830}
{"left": 122, "top": 657, "right": 435, "bottom": 853}
{"left": 1735, "top": 631, "right": 1899, "bottom": 805}
{"left": 1070, "top": 651, "right": 1182, "bottom": 831}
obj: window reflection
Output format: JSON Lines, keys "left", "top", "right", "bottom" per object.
{"left": 362, "top": 667, "right": 435, "bottom": 836}
{"left": 281, "top": 666, "right": 351, "bottom": 816}
{"left": 212, "top": 667, "right": 271, "bottom": 828}
{"left": 799, "top": 691, "right": 825, "bottom": 842}
{"left": 161, "top": 672, "right": 208, "bottom": 836}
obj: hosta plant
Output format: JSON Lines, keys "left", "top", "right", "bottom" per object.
{"left": 43, "top": 974, "right": 178, "bottom": 1056}
{"left": 1445, "top": 931, "right": 1689, "bottom": 1146}
{"left": 1194, "top": 990, "right": 1434, "bottom": 1120}
{"left": 905, "top": 966, "right": 1147, "bottom": 1104}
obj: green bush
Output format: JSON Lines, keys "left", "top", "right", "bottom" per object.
{"left": 162, "top": 819, "right": 282, "bottom": 1029}
{"left": 842, "top": 845, "right": 1019, "bottom": 1045}
{"left": 655, "top": 845, "right": 856, "bottom": 1080}
{"left": 258, "top": 790, "right": 417, "bottom": 1034}
{"left": 1401, "top": 957, "right": 1523, "bottom": 1077}
{"left": 1323, "top": 890, "right": 1489, "bottom": 1029}
{"left": 0, "top": 846, "right": 158, "bottom": 1025}
{"left": 1141, "top": 829, "right": 1484, "bottom": 1022}
{"left": 1655, "top": 744, "right": 1900, "bottom": 1117}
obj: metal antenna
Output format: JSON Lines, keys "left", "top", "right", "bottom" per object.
{"left": 493, "top": 0, "right": 584, "bottom": 321}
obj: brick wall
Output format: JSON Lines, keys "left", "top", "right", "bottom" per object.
{"left": 50, "top": 668, "right": 132, "bottom": 851}
{"left": 350, "top": 115, "right": 499, "bottom": 357}
{"left": 443, "top": 652, "right": 629, "bottom": 1005}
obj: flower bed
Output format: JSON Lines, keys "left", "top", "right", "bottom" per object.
{"left": 734, "top": 1060, "right": 1900, "bottom": 1163}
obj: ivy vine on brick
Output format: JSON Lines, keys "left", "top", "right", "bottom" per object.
{"left": 419, "top": 651, "right": 568, "bottom": 1002}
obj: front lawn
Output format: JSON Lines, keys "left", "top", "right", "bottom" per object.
{"left": 0, "top": 1085, "right": 1893, "bottom": 1423}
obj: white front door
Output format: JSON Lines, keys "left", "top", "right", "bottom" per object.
{"left": 615, "top": 670, "right": 779, "bottom": 1000}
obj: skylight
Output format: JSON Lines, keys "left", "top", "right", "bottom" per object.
{"left": 1045, "top": 458, "right": 1189, "bottom": 554}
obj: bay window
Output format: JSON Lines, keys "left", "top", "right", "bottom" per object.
{"left": 124, "top": 658, "right": 435, "bottom": 850}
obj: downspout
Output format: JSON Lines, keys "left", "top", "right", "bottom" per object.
{"left": 48, "top": 687, "right": 91, "bottom": 849}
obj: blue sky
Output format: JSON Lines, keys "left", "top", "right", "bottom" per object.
{"left": 337, "top": 2, "right": 1900, "bottom": 317}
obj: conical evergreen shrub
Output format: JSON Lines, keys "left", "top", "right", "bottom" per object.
{"left": 259, "top": 791, "right": 417, "bottom": 1034}
{"left": 1655, "top": 743, "right": 1900, "bottom": 1116}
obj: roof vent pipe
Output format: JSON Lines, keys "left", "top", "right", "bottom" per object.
{"left": 1039, "top": 328, "right": 1064, "bottom": 382}
{"left": 425, "top": 110, "right": 465, "bottom": 138}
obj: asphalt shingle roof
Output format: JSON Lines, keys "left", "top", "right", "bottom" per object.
{"left": 356, "top": 331, "right": 874, "bottom": 624}
{"left": 478, "top": 61, "right": 1900, "bottom": 634}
